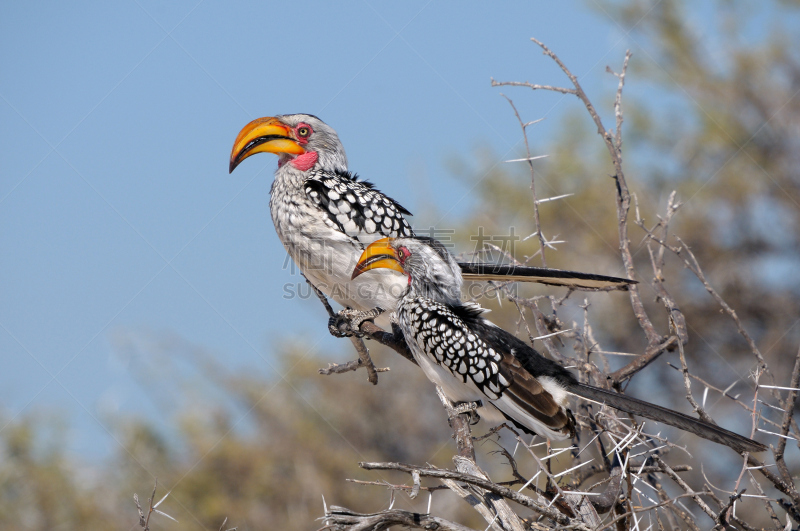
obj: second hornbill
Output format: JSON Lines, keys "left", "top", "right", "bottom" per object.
{"left": 352, "top": 237, "right": 765, "bottom": 453}
{"left": 229, "top": 114, "right": 633, "bottom": 330}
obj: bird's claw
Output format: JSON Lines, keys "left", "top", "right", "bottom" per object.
{"left": 328, "top": 307, "right": 385, "bottom": 338}
{"left": 451, "top": 400, "right": 482, "bottom": 425}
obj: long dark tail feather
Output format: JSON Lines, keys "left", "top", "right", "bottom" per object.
{"left": 458, "top": 263, "right": 635, "bottom": 291}
{"left": 566, "top": 382, "right": 766, "bottom": 453}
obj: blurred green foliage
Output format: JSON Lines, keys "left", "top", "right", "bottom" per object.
{"left": 1, "top": 345, "right": 488, "bottom": 530}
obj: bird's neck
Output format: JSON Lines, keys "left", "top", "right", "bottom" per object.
{"left": 273, "top": 163, "right": 310, "bottom": 190}
{"left": 405, "top": 255, "right": 464, "bottom": 307}
{"left": 278, "top": 148, "right": 347, "bottom": 173}
{"left": 272, "top": 152, "right": 348, "bottom": 190}
{"left": 406, "top": 280, "right": 462, "bottom": 308}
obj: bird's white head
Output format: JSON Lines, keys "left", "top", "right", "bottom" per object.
{"left": 352, "top": 237, "right": 464, "bottom": 306}
{"left": 229, "top": 114, "right": 347, "bottom": 174}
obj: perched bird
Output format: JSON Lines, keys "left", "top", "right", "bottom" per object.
{"left": 229, "top": 114, "right": 633, "bottom": 330}
{"left": 352, "top": 237, "right": 766, "bottom": 453}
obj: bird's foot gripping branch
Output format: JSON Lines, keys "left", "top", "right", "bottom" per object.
{"left": 327, "top": 307, "right": 385, "bottom": 339}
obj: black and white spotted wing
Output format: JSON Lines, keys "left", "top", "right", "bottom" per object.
{"left": 397, "top": 297, "right": 509, "bottom": 400}
{"left": 304, "top": 170, "right": 414, "bottom": 243}
{"left": 398, "top": 296, "right": 575, "bottom": 438}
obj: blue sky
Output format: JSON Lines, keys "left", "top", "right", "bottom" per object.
{"left": 1, "top": 1, "right": 778, "bottom": 458}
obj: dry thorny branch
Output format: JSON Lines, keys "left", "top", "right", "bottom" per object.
{"left": 311, "top": 38, "right": 799, "bottom": 530}
{"left": 134, "top": 480, "right": 177, "bottom": 531}
{"left": 134, "top": 481, "right": 237, "bottom": 531}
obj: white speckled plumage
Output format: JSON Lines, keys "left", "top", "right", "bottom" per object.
{"left": 378, "top": 238, "right": 574, "bottom": 439}
{"left": 230, "top": 114, "right": 765, "bottom": 453}
{"left": 362, "top": 238, "right": 767, "bottom": 452}
{"left": 396, "top": 292, "right": 573, "bottom": 440}
{"left": 259, "top": 115, "right": 414, "bottom": 325}
{"left": 230, "top": 114, "right": 635, "bottom": 329}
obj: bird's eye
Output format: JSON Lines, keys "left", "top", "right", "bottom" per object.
{"left": 297, "top": 125, "right": 311, "bottom": 138}
{"left": 397, "top": 246, "right": 411, "bottom": 263}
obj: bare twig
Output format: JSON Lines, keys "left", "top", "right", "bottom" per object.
{"left": 634, "top": 192, "right": 689, "bottom": 345}
{"left": 500, "top": 94, "right": 548, "bottom": 267}
{"left": 305, "top": 277, "right": 380, "bottom": 384}
{"left": 305, "top": 279, "right": 416, "bottom": 377}
{"left": 358, "top": 462, "right": 591, "bottom": 528}
{"left": 454, "top": 455, "right": 527, "bottom": 531}
{"left": 434, "top": 388, "right": 527, "bottom": 530}
{"left": 744, "top": 465, "right": 783, "bottom": 527}
{"left": 359, "top": 321, "right": 416, "bottom": 365}
{"left": 652, "top": 455, "right": 717, "bottom": 522}
{"left": 668, "top": 236, "right": 776, "bottom": 387}
{"left": 319, "top": 506, "right": 475, "bottom": 531}
{"left": 663, "top": 362, "right": 783, "bottom": 430}
{"left": 587, "top": 465, "right": 623, "bottom": 514}
{"left": 608, "top": 335, "right": 678, "bottom": 388}
{"left": 490, "top": 79, "right": 576, "bottom": 95}
{"left": 346, "top": 478, "right": 449, "bottom": 492}
{"left": 318, "top": 359, "right": 391, "bottom": 376}
{"left": 675, "top": 321, "right": 716, "bottom": 425}
{"left": 435, "top": 386, "right": 476, "bottom": 461}
{"left": 644, "top": 232, "right": 800, "bottom": 442}
{"left": 134, "top": 480, "right": 176, "bottom": 531}
{"left": 502, "top": 40, "right": 661, "bottom": 347}
{"left": 775, "top": 345, "right": 800, "bottom": 491}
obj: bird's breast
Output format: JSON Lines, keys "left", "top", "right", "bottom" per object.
{"left": 269, "top": 182, "right": 407, "bottom": 318}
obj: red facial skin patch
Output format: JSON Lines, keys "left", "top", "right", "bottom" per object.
{"left": 397, "top": 247, "right": 412, "bottom": 284}
{"left": 290, "top": 151, "right": 318, "bottom": 171}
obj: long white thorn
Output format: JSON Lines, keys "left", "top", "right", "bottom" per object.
{"left": 631, "top": 457, "right": 648, "bottom": 486}
{"left": 154, "top": 510, "right": 178, "bottom": 523}
{"left": 153, "top": 490, "right": 171, "bottom": 509}
{"left": 483, "top": 513, "right": 499, "bottom": 531}
{"left": 631, "top": 483, "right": 658, "bottom": 505}
{"left": 539, "top": 446, "right": 576, "bottom": 461}
{"left": 543, "top": 239, "right": 565, "bottom": 250}
{"left": 607, "top": 431, "right": 635, "bottom": 456}
{"left": 758, "top": 399, "right": 786, "bottom": 412}
{"left": 758, "top": 428, "right": 798, "bottom": 440}
{"left": 759, "top": 385, "right": 800, "bottom": 391}
{"left": 504, "top": 155, "right": 549, "bottom": 163}
{"left": 518, "top": 470, "right": 541, "bottom": 492}
{"left": 546, "top": 492, "right": 561, "bottom": 507}
{"left": 532, "top": 329, "right": 573, "bottom": 341}
{"left": 522, "top": 231, "right": 539, "bottom": 242}
{"left": 553, "top": 459, "right": 594, "bottom": 478}
{"left": 628, "top": 444, "right": 668, "bottom": 459}
{"left": 577, "top": 432, "right": 601, "bottom": 457}
{"left": 535, "top": 193, "right": 574, "bottom": 204}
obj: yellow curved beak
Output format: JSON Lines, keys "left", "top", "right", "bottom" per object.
{"left": 229, "top": 117, "right": 306, "bottom": 173}
{"left": 352, "top": 238, "right": 405, "bottom": 279}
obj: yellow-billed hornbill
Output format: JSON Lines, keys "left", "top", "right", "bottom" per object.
{"left": 229, "top": 114, "right": 633, "bottom": 333}
{"left": 352, "top": 237, "right": 765, "bottom": 453}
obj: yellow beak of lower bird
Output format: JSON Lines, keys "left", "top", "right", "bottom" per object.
{"left": 229, "top": 117, "right": 306, "bottom": 173}
{"left": 352, "top": 238, "right": 406, "bottom": 279}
